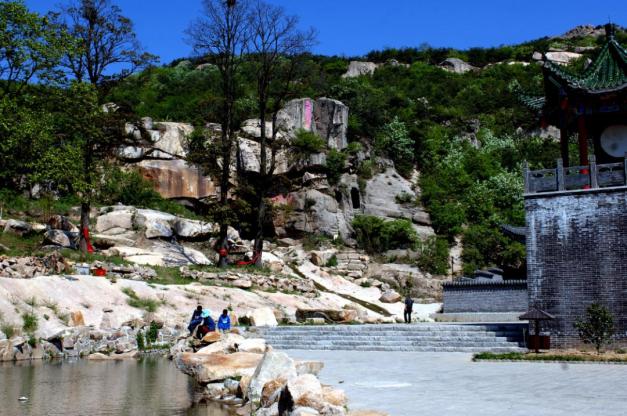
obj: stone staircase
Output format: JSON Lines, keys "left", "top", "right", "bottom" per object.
{"left": 257, "top": 323, "right": 526, "bottom": 353}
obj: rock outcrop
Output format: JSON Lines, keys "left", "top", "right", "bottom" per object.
{"left": 439, "top": 58, "right": 476, "bottom": 74}
{"left": 342, "top": 61, "right": 378, "bottom": 78}
{"left": 277, "top": 98, "right": 349, "bottom": 150}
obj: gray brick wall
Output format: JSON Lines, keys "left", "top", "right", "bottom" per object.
{"left": 443, "top": 281, "right": 528, "bottom": 313}
{"left": 526, "top": 187, "right": 627, "bottom": 348}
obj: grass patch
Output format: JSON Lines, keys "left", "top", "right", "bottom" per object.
{"left": 1, "top": 323, "right": 17, "bottom": 338}
{"left": 121, "top": 287, "right": 162, "bottom": 312}
{"left": 0, "top": 233, "right": 43, "bottom": 257}
{"left": 21, "top": 312, "right": 38, "bottom": 333}
{"left": 473, "top": 351, "right": 627, "bottom": 363}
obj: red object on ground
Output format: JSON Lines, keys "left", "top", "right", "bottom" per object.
{"left": 218, "top": 248, "right": 228, "bottom": 257}
{"left": 94, "top": 267, "right": 107, "bottom": 277}
{"left": 82, "top": 227, "right": 94, "bottom": 253}
{"left": 236, "top": 251, "right": 261, "bottom": 267}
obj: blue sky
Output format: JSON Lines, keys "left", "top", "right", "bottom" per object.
{"left": 25, "top": 0, "right": 626, "bottom": 64}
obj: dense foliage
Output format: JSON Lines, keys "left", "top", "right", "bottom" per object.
{"left": 1, "top": 0, "right": 620, "bottom": 273}
{"left": 574, "top": 303, "right": 615, "bottom": 354}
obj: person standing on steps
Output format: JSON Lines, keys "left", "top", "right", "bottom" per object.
{"left": 404, "top": 294, "right": 414, "bottom": 324}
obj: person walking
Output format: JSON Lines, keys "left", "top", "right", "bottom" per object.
{"left": 404, "top": 295, "right": 414, "bottom": 324}
{"left": 217, "top": 309, "right": 231, "bottom": 332}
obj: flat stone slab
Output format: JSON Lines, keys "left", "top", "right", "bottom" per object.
{"left": 286, "top": 350, "right": 627, "bottom": 416}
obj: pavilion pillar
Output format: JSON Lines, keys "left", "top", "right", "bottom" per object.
{"left": 577, "top": 116, "right": 589, "bottom": 166}
{"left": 560, "top": 128, "right": 569, "bottom": 167}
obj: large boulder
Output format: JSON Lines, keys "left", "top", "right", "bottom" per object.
{"left": 3, "top": 219, "right": 32, "bottom": 236}
{"left": 342, "top": 61, "right": 378, "bottom": 78}
{"left": 246, "top": 307, "right": 278, "bottom": 327}
{"left": 175, "top": 352, "right": 263, "bottom": 384}
{"left": 48, "top": 215, "right": 78, "bottom": 233}
{"left": 248, "top": 351, "right": 298, "bottom": 403}
{"left": 197, "top": 333, "right": 246, "bottom": 355}
{"left": 149, "top": 122, "right": 193, "bottom": 158}
{"left": 284, "top": 189, "right": 352, "bottom": 240}
{"left": 134, "top": 209, "right": 176, "bottom": 239}
{"left": 237, "top": 137, "right": 289, "bottom": 175}
{"left": 379, "top": 290, "right": 401, "bottom": 304}
{"left": 287, "top": 374, "right": 323, "bottom": 408}
{"left": 439, "top": 58, "right": 475, "bottom": 74}
{"left": 362, "top": 168, "right": 434, "bottom": 237}
{"left": 276, "top": 98, "right": 348, "bottom": 150}
{"left": 43, "top": 230, "right": 71, "bottom": 248}
{"left": 96, "top": 209, "right": 134, "bottom": 233}
{"left": 173, "top": 218, "right": 214, "bottom": 240}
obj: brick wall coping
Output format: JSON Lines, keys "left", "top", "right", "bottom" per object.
{"left": 443, "top": 279, "right": 527, "bottom": 289}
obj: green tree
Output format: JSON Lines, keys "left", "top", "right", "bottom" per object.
{"left": 0, "top": 0, "right": 70, "bottom": 99}
{"left": 574, "top": 303, "right": 615, "bottom": 354}
{"left": 54, "top": 0, "right": 155, "bottom": 252}
{"left": 376, "top": 116, "right": 414, "bottom": 177}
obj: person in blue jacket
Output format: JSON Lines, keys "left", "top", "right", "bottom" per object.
{"left": 217, "top": 309, "right": 231, "bottom": 332}
{"left": 196, "top": 309, "right": 216, "bottom": 339}
{"left": 187, "top": 305, "right": 203, "bottom": 335}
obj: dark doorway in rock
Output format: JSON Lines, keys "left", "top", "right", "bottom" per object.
{"left": 351, "top": 188, "right": 360, "bottom": 209}
{"left": 335, "top": 190, "right": 342, "bottom": 203}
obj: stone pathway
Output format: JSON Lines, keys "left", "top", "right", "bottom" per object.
{"left": 285, "top": 350, "right": 627, "bottom": 416}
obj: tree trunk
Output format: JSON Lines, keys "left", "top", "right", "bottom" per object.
{"left": 79, "top": 201, "right": 90, "bottom": 255}
{"left": 253, "top": 96, "right": 268, "bottom": 268}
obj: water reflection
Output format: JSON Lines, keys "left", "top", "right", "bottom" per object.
{"left": 0, "top": 358, "right": 231, "bottom": 416}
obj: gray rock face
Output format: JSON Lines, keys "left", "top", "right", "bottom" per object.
{"left": 284, "top": 189, "right": 351, "bottom": 240}
{"left": 3, "top": 219, "right": 32, "bottom": 236}
{"left": 237, "top": 137, "right": 289, "bottom": 175}
{"left": 439, "top": 58, "right": 476, "bottom": 74}
{"left": 277, "top": 98, "right": 349, "bottom": 150}
{"left": 44, "top": 230, "right": 72, "bottom": 248}
{"left": 342, "top": 61, "right": 378, "bottom": 78}
{"left": 362, "top": 168, "right": 433, "bottom": 236}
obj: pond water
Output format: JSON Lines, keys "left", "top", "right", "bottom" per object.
{"left": 0, "top": 358, "right": 232, "bottom": 416}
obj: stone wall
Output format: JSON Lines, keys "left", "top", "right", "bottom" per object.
{"left": 526, "top": 187, "right": 627, "bottom": 347}
{"left": 442, "top": 281, "right": 528, "bottom": 313}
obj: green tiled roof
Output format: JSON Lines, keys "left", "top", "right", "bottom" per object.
{"left": 510, "top": 81, "right": 546, "bottom": 111}
{"left": 543, "top": 32, "right": 627, "bottom": 94}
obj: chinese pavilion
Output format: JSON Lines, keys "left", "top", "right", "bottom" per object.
{"left": 519, "top": 23, "right": 627, "bottom": 166}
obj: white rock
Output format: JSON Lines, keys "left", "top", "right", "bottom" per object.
{"left": 238, "top": 338, "right": 267, "bottom": 354}
{"left": 247, "top": 307, "right": 278, "bottom": 327}
{"left": 248, "top": 351, "right": 297, "bottom": 402}
{"left": 174, "top": 219, "right": 213, "bottom": 240}
{"left": 96, "top": 210, "right": 135, "bottom": 233}
{"left": 43, "top": 230, "right": 71, "bottom": 248}
{"left": 342, "top": 61, "right": 378, "bottom": 78}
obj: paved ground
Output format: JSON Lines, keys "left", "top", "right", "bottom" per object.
{"left": 285, "top": 350, "right": 627, "bottom": 416}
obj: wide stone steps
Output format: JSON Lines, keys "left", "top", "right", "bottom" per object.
{"left": 258, "top": 324, "right": 526, "bottom": 353}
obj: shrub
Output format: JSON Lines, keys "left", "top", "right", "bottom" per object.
{"left": 395, "top": 192, "right": 414, "bottom": 205}
{"left": 325, "top": 149, "right": 346, "bottom": 185}
{"left": 22, "top": 312, "right": 38, "bottom": 333}
{"left": 346, "top": 142, "right": 363, "bottom": 155}
{"left": 352, "top": 215, "right": 418, "bottom": 253}
{"left": 147, "top": 321, "right": 159, "bottom": 344}
{"left": 325, "top": 255, "right": 338, "bottom": 267}
{"left": 1, "top": 323, "right": 16, "bottom": 339}
{"left": 136, "top": 331, "right": 145, "bottom": 350}
{"left": 375, "top": 117, "right": 414, "bottom": 177}
{"left": 415, "top": 236, "right": 450, "bottom": 275}
{"left": 292, "top": 129, "right": 326, "bottom": 156}
{"left": 574, "top": 303, "right": 615, "bottom": 354}
{"left": 357, "top": 160, "right": 374, "bottom": 180}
